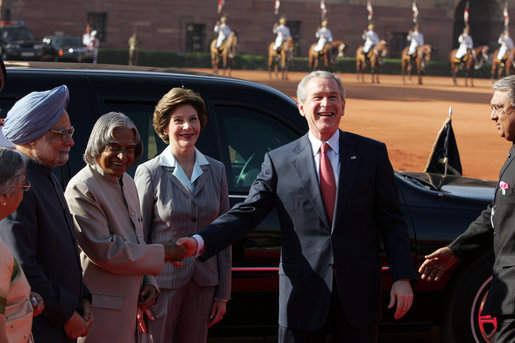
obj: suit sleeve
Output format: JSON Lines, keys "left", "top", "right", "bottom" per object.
{"left": 214, "top": 163, "right": 232, "bottom": 300}
{"left": 200, "top": 152, "right": 277, "bottom": 260}
{"left": 448, "top": 203, "right": 494, "bottom": 262}
{"left": 374, "top": 143, "right": 416, "bottom": 282}
{"left": 65, "top": 179, "right": 164, "bottom": 276}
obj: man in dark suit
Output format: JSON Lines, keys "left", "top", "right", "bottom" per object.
{"left": 419, "top": 75, "right": 515, "bottom": 343}
{"left": 178, "top": 70, "right": 416, "bottom": 342}
{"left": 0, "top": 85, "right": 93, "bottom": 342}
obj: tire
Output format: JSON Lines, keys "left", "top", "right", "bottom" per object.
{"left": 441, "top": 252, "right": 496, "bottom": 343}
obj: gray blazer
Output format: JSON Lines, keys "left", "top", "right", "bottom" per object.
{"left": 134, "top": 152, "right": 231, "bottom": 300}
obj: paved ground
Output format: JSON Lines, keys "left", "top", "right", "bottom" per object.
{"left": 191, "top": 68, "right": 506, "bottom": 181}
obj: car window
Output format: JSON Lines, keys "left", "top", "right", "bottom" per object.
{"left": 214, "top": 105, "right": 299, "bottom": 192}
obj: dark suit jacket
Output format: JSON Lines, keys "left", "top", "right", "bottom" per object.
{"left": 199, "top": 131, "right": 416, "bottom": 330}
{"left": 449, "top": 144, "right": 515, "bottom": 316}
{"left": 0, "top": 154, "right": 89, "bottom": 343}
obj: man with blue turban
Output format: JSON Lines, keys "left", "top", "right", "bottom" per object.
{"left": 0, "top": 85, "right": 94, "bottom": 342}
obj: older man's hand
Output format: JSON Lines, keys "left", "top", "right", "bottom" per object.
{"left": 418, "top": 247, "right": 458, "bottom": 282}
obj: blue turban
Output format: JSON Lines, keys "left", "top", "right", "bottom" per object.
{"left": 3, "top": 85, "right": 69, "bottom": 145}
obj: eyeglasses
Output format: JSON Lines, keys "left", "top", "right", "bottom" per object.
{"left": 13, "top": 180, "right": 31, "bottom": 192}
{"left": 48, "top": 126, "right": 75, "bottom": 141}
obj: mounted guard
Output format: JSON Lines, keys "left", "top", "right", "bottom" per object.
{"left": 362, "top": 23, "right": 379, "bottom": 61}
{"left": 313, "top": 19, "right": 333, "bottom": 57}
{"left": 407, "top": 24, "right": 424, "bottom": 61}
{"left": 214, "top": 15, "right": 232, "bottom": 52}
{"left": 454, "top": 25, "right": 474, "bottom": 64}
{"left": 273, "top": 16, "right": 291, "bottom": 54}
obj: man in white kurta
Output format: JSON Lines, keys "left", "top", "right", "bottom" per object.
{"left": 497, "top": 30, "right": 514, "bottom": 61}
{"left": 273, "top": 17, "right": 291, "bottom": 51}
{"left": 407, "top": 25, "right": 424, "bottom": 56}
{"left": 214, "top": 16, "right": 232, "bottom": 49}
{"left": 314, "top": 19, "right": 333, "bottom": 53}
{"left": 362, "top": 23, "right": 379, "bottom": 56}
{"left": 456, "top": 26, "right": 473, "bottom": 61}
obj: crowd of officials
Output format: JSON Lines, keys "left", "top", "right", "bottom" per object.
{"left": 0, "top": 50, "right": 514, "bottom": 343}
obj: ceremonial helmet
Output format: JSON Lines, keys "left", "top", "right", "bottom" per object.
{"left": 368, "top": 23, "right": 374, "bottom": 30}
{"left": 321, "top": 19, "right": 328, "bottom": 27}
{"left": 279, "top": 16, "right": 287, "bottom": 25}
{"left": 220, "top": 15, "right": 227, "bottom": 23}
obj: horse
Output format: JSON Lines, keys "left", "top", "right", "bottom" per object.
{"left": 401, "top": 44, "right": 433, "bottom": 85}
{"left": 308, "top": 40, "right": 346, "bottom": 71}
{"left": 449, "top": 45, "right": 489, "bottom": 87}
{"left": 268, "top": 37, "right": 296, "bottom": 80}
{"left": 355, "top": 40, "right": 388, "bottom": 83}
{"left": 490, "top": 48, "right": 514, "bottom": 81}
{"left": 210, "top": 31, "right": 238, "bottom": 76}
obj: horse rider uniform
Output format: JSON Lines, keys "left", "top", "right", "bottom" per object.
{"left": 314, "top": 20, "right": 333, "bottom": 54}
{"left": 456, "top": 27, "right": 473, "bottom": 62}
{"left": 362, "top": 24, "right": 379, "bottom": 59}
{"left": 497, "top": 31, "right": 514, "bottom": 62}
{"left": 273, "top": 17, "right": 291, "bottom": 51}
{"left": 407, "top": 26, "right": 424, "bottom": 58}
{"left": 214, "top": 16, "right": 232, "bottom": 49}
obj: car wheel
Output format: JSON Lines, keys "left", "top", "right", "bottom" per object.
{"left": 441, "top": 252, "right": 496, "bottom": 343}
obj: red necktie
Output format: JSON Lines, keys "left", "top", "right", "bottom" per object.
{"left": 320, "top": 142, "right": 336, "bottom": 223}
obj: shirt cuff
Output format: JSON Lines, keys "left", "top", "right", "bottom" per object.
{"left": 192, "top": 234, "right": 205, "bottom": 258}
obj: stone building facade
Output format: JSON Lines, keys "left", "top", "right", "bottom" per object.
{"left": 0, "top": 0, "right": 510, "bottom": 60}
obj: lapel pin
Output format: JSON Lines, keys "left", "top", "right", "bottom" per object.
{"left": 350, "top": 156, "right": 357, "bottom": 160}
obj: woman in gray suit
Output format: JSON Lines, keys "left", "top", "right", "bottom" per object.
{"left": 65, "top": 112, "right": 186, "bottom": 343}
{"left": 134, "top": 88, "right": 231, "bottom": 343}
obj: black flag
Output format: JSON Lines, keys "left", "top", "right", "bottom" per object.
{"left": 424, "top": 113, "right": 462, "bottom": 176}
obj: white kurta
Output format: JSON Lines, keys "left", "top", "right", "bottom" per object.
{"left": 456, "top": 33, "right": 473, "bottom": 59}
{"left": 497, "top": 34, "right": 514, "bottom": 60}
{"left": 314, "top": 27, "right": 333, "bottom": 52}
{"left": 214, "top": 23, "right": 232, "bottom": 48}
{"left": 407, "top": 31, "right": 424, "bottom": 55}
{"left": 273, "top": 25, "right": 291, "bottom": 50}
{"left": 363, "top": 30, "right": 379, "bottom": 53}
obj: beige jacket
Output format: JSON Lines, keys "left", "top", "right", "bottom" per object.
{"left": 65, "top": 164, "right": 165, "bottom": 343}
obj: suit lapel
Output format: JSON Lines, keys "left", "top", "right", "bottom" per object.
{"left": 192, "top": 165, "right": 208, "bottom": 198}
{"left": 163, "top": 166, "right": 196, "bottom": 202}
{"left": 333, "top": 131, "right": 360, "bottom": 229}
{"left": 292, "top": 134, "right": 332, "bottom": 230}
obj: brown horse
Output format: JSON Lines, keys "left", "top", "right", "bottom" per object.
{"left": 491, "top": 48, "right": 514, "bottom": 81}
{"left": 355, "top": 40, "right": 388, "bottom": 83}
{"left": 401, "top": 44, "right": 433, "bottom": 85}
{"left": 268, "top": 37, "right": 295, "bottom": 80}
{"left": 308, "top": 40, "right": 346, "bottom": 71}
{"left": 210, "top": 32, "right": 238, "bottom": 76}
{"left": 449, "top": 45, "right": 489, "bottom": 87}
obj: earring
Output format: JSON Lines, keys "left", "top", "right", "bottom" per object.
{"left": 162, "top": 131, "right": 168, "bottom": 136}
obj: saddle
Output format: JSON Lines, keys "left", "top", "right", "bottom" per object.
{"left": 217, "top": 39, "right": 228, "bottom": 53}
{"left": 454, "top": 49, "right": 471, "bottom": 64}
{"left": 314, "top": 43, "right": 329, "bottom": 56}
{"left": 362, "top": 46, "right": 375, "bottom": 60}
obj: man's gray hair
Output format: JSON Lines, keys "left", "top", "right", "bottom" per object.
{"left": 493, "top": 75, "right": 515, "bottom": 106}
{"left": 296, "top": 70, "right": 346, "bottom": 103}
{"left": 0, "top": 148, "right": 25, "bottom": 196}
{"left": 84, "top": 112, "right": 143, "bottom": 165}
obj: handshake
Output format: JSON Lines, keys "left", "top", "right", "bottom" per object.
{"left": 162, "top": 237, "right": 199, "bottom": 267}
